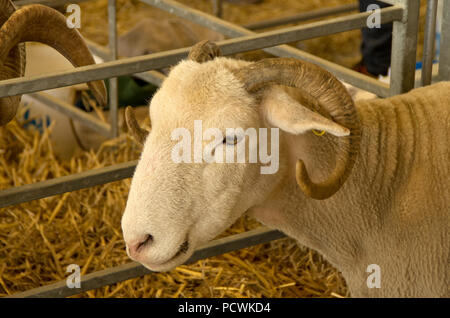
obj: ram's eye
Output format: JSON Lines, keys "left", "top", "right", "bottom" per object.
{"left": 223, "top": 135, "right": 239, "bottom": 145}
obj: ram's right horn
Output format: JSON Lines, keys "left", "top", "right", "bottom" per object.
{"left": 232, "top": 58, "right": 361, "bottom": 200}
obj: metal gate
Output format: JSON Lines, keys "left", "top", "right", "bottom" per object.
{"left": 1, "top": 0, "right": 449, "bottom": 297}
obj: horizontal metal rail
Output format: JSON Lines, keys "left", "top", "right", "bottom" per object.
{"left": 28, "top": 92, "right": 111, "bottom": 136}
{"left": 0, "top": 161, "right": 137, "bottom": 208}
{"left": 132, "top": 70, "right": 166, "bottom": 87}
{"left": 379, "top": 0, "right": 398, "bottom": 7}
{"left": 85, "top": 38, "right": 166, "bottom": 87}
{"left": 142, "top": 0, "right": 396, "bottom": 97}
{"left": 13, "top": 0, "right": 89, "bottom": 6}
{"left": 84, "top": 38, "right": 112, "bottom": 61}
{"left": 0, "top": 6, "right": 402, "bottom": 99}
{"left": 0, "top": 48, "right": 186, "bottom": 98}
{"left": 8, "top": 227, "right": 286, "bottom": 298}
{"left": 243, "top": 3, "right": 358, "bottom": 30}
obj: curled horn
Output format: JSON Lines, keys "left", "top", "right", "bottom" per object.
{"left": 188, "top": 40, "right": 221, "bottom": 63}
{"left": 0, "top": 2, "right": 107, "bottom": 126}
{"left": 0, "top": 0, "right": 25, "bottom": 125}
{"left": 125, "top": 106, "right": 149, "bottom": 145}
{"left": 232, "top": 58, "right": 361, "bottom": 200}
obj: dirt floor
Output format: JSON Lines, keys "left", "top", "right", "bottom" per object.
{"left": 0, "top": 0, "right": 428, "bottom": 298}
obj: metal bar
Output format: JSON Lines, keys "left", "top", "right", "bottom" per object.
{"left": 8, "top": 227, "right": 286, "bottom": 298}
{"left": 86, "top": 39, "right": 166, "bottom": 87}
{"left": 389, "top": 0, "right": 420, "bottom": 95}
{"left": 0, "top": 48, "right": 187, "bottom": 98}
{"left": 243, "top": 3, "right": 358, "bottom": 30}
{"left": 415, "top": 63, "right": 440, "bottom": 88}
{"left": 438, "top": 0, "right": 450, "bottom": 81}
{"left": 212, "top": 0, "right": 222, "bottom": 18}
{"left": 24, "top": 40, "right": 157, "bottom": 138}
{"left": 0, "top": 161, "right": 137, "bottom": 208}
{"left": 133, "top": 70, "right": 166, "bottom": 86}
{"left": 28, "top": 92, "right": 111, "bottom": 136}
{"left": 214, "top": 10, "right": 402, "bottom": 57}
{"left": 142, "top": 0, "right": 401, "bottom": 39}
{"left": 108, "top": 0, "right": 119, "bottom": 138}
{"left": 421, "top": 0, "right": 438, "bottom": 86}
{"left": 85, "top": 38, "right": 111, "bottom": 62}
{"left": 378, "top": 0, "right": 397, "bottom": 6}
{"left": 260, "top": 45, "right": 390, "bottom": 97}
{"left": 141, "top": 0, "right": 395, "bottom": 96}
{"left": 0, "top": 6, "right": 401, "bottom": 99}
{"left": 13, "top": 0, "right": 89, "bottom": 6}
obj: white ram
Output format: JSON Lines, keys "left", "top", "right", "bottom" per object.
{"left": 122, "top": 41, "right": 449, "bottom": 298}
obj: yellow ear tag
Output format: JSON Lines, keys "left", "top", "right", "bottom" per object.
{"left": 312, "top": 129, "right": 326, "bottom": 136}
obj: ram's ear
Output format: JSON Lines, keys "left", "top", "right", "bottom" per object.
{"left": 261, "top": 87, "right": 350, "bottom": 137}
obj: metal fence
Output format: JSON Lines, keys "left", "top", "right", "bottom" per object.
{"left": 2, "top": 0, "right": 449, "bottom": 297}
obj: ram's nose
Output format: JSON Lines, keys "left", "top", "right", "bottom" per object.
{"left": 126, "top": 234, "right": 153, "bottom": 260}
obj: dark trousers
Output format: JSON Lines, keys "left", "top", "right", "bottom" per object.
{"left": 360, "top": 0, "right": 393, "bottom": 76}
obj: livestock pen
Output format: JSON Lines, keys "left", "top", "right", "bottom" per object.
{"left": 0, "top": 0, "right": 448, "bottom": 297}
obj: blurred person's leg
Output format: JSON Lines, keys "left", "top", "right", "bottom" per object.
{"left": 357, "top": 0, "right": 393, "bottom": 76}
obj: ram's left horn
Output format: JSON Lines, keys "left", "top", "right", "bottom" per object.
{"left": 125, "top": 106, "right": 150, "bottom": 144}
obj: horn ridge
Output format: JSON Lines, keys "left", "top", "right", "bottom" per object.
{"left": 233, "top": 58, "right": 361, "bottom": 200}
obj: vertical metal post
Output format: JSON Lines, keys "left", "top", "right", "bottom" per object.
{"left": 108, "top": 0, "right": 119, "bottom": 138}
{"left": 389, "top": 0, "right": 420, "bottom": 95}
{"left": 421, "top": 0, "right": 438, "bottom": 86}
{"left": 212, "top": 0, "right": 223, "bottom": 18}
{"left": 438, "top": 0, "right": 450, "bottom": 80}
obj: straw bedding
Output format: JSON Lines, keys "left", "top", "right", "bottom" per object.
{"left": 0, "top": 117, "right": 348, "bottom": 298}
{"left": 0, "top": 0, "right": 428, "bottom": 298}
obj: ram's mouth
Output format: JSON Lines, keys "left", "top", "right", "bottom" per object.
{"left": 141, "top": 237, "right": 191, "bottom": 272}
{"left": 161, "top": 239, "right": 190, "bottom": 268}
{"left": 172, "top": 240, "right": 189, "bottom": 260}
